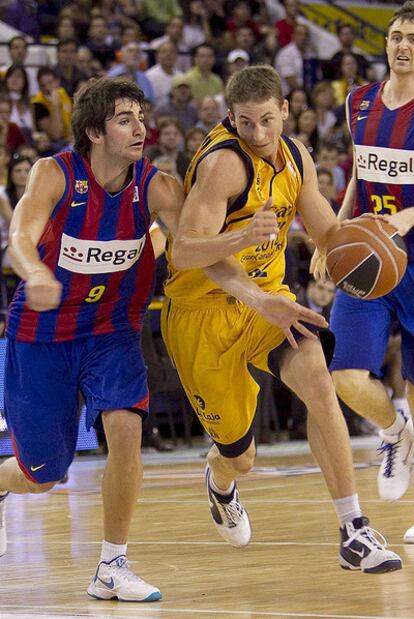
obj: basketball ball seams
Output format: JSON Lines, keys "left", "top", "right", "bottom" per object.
{"left": 328, "top": 246, "right": 382, "bottom": 299}
{"left": 326, "top": 241, "right": 378, "bottom": 273}
{"left": 325, "top": 216, "right": 407, "bottom": 299}
{"left": 344, "top": 222, "right": 399, "bottom": 288}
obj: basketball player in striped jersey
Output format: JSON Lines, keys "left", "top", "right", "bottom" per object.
{"left": 312, "top": 2, "right": 414, "bottom": 531}
{"left": 0, "top": 77, "right": 183, "bottom": 602}
{"left": 162, "top": 65, "right": 402, "bottom": 573}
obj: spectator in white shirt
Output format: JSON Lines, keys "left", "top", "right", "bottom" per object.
{"left": 274, "top": 23, "right": 314, "bottom": 96}
{"left": 145, "top": 41, "right": 182, "bottom": 107}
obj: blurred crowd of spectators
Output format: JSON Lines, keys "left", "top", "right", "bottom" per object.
{"left": 0, "top": 1, "right": 384, "bottom": 278}
{"left": 0, "top": 0, "right": 395, "bottom": 443}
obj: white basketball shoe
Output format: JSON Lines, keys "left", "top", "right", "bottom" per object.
{"left": 205, "top": 465, "right": 251, "bottom": 547}
{"left": 339, "top": 516, "right": 402, "bottom": 573}
{"left": 377, "top": 411, "right": 414, "bottom": 501}
{"left": 87, "top": 555, "right": 161, "bottom": 602}
{"left": 403, "top": 524, "right": 414, "bottom": 543}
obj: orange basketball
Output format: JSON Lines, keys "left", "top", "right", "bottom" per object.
{"left": 326, "top": 216, "right": 407, "bottom": 299}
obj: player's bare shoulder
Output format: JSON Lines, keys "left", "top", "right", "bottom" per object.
{"left": 25, "top": 157, "right": 66, "bottom": 205}
{"left": 195, "top": 148, "right": 248, "bottom": 196}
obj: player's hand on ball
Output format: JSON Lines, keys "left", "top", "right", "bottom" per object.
{"left": 310, "top": 248, "right": 328, "bottom": 282}
{"left": 257, "top": 294, "right": 328, "bottom": 349}
{"left": 342, "top": 213, "right": 380, "bottom": 226}
{"left": 244, "top": 198, "right": 279, "bottom": 245}
{"left": 380, "top": 209, "right": 414, "bottom": 237}
{"left": 26, "top": 269, "right": 62, "bottom": 311}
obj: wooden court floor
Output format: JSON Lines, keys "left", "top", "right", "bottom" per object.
{"left": 1, "top": 442, "right": 414, "bottom": 619}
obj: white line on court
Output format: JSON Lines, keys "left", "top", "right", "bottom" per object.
{"left": 5, "top": 539, "right": 411, "bottom": 548}
{"left": 1, "top": 608, "right": 414, "bottom": 619}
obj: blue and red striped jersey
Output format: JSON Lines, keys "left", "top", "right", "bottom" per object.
{"left": 7, "top": 151, "right": 157, "bottom": 342}
{"left": 348, "top": 81, "right": 414, "bottom": 261}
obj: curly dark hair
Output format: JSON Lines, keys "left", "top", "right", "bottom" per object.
{"left": 72, "top": 77, "right": 145, "bottom": 156}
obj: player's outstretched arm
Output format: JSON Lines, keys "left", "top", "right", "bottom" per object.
{"left": 172, "top": 149, "right": 279, "bottom": 270}
{"left": 8, "top": 158, "right": 65, "bottom": 311}
{"left": 204, "top": 257, "right": 328, "bottom": 349}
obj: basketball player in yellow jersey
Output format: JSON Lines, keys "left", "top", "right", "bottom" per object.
{"left": 162, "top": 65, "right": 402, "bottom": 573}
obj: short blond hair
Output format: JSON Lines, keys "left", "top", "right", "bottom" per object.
{"left": 226, "top": 65, "right": 284, "bottom": 110}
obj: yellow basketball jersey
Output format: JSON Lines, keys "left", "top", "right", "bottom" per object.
{"left": 164, "top": 118, "right": 303, "bottom": 304}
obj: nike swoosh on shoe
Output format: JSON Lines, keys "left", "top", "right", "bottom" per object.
{"left": 349, "top": 547, "right": 365, "bottom": 558}
{"left": 97, "top": 576, "right": 115, "bottom": 589}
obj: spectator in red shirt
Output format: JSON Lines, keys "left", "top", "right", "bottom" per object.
{"left": 0, "top": 94, "right": 27, "bottom": 153}
{"left": 275, "top": 0, "right": 300, "bottom": 48}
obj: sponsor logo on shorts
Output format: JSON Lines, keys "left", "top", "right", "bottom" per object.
{"left": 355, "top": 144, "right": 414, "bottom": 184}
{"left": 193, "top": 394, "right": 205, "bottom": 410}
{"left": 58, "top": 233, "right": 146, "bottom": 274}
{"left": 193, "top": 394, "right": 221, "bottom": 427}
{"left": 207, "top": 427, "right": 220, "bottom": 439}
{"left": 195, "top": 408, "right": 221, "bottom": 424}
{"left": 30, "top": 464, "right": 46, "bottom": 472}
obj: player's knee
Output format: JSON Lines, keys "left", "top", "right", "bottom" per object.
{"left": 231, "top": 451, "right": 255, "bottom": 475}
{"left": 298, "top": 369, "right": 336, "bottom": 407}
{"left": 104, "top": 411, "right": 142, "bottom": 454}
{"left": 332, "top": 369, "right": 367, "bottom": 401}
{"left": 24, "top": 478, "right": 58, "bottom": 493}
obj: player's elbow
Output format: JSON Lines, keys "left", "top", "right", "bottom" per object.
{"left": 171, "top": 239, "right": 193, "bottom": 270}
{"left": 171, "top": 237, "right": 200, "bottom": 270}
{"left": 7, "top": 230, "right": 19, "bottom": 261}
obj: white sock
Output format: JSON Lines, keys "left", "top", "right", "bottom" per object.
{"left": 392, "top": 398, "right": 411, "bottom": 419}
{"left": 209, "top": 474, "right": 235, "bottom": 497}
{"left": 334, "top": 494, "right": 362, "bottom": 527}
{"left": 383, "top": 409, "right": 406, "bottom": 435}
{"left": 100, "top": 540, "right": 127, "bottom": 563}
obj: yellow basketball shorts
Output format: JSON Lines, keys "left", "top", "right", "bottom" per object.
{"left": 161, "top": 292, "right": 294, "bottom": 457}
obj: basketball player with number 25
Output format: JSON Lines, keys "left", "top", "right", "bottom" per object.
{"left": 312, "top": 2, "right": 414, "bottom": 528}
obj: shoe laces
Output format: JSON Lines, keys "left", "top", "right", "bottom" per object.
{"left": 108, "top": 556, "right": 145, "bottom": 584}
{"left": 344, "top": 524, "right": 387, "bottom": 552}
{"left": 377, "top": 440, "right": 401, "bottom": 478}
{"left": 219, "top": 492, "right": 244, "bottom": 528}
